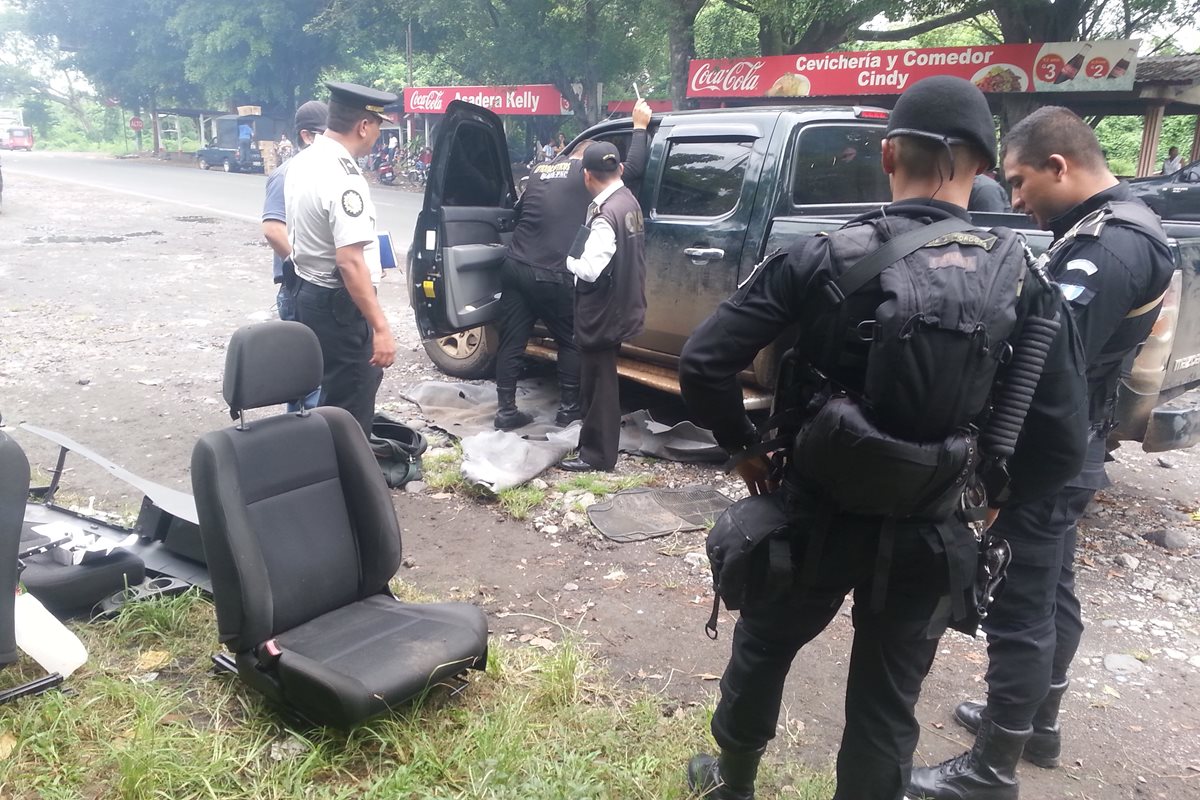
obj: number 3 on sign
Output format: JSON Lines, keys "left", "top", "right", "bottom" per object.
{"left": 1036, "top": 54, "right": 1064, "bottom": 82}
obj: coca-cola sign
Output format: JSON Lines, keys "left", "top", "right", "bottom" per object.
{"left": 689, "top": 60, "right": 765, "bottom": 95}
{"left": 407, "top": 89, "right": 444, "bottom": 112}
{"left": 688, "top": 40, "right": 1139, "bottom": 99}
{"left": 404, "top": 85, "right": 571, "bottom": 115}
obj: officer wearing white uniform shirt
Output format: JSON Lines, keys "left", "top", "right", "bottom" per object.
{"left": 285, "top": 81, "right": 398, "bottom": 436}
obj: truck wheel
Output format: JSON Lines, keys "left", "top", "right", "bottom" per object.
{"left": 222, "top": 158, "right": 234, "bottom": 173}
{"left": 422, "top": 324, "right": 498, "bottom": 379}
{"left": 197, "top": 158, "right": 208, "bottom": 170}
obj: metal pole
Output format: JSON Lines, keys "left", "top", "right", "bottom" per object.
{"left": 406, "top": 21, "right": 414, "bottom": 148}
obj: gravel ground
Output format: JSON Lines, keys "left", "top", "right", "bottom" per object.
{"left": 2, "top": 165, "right": 1199, "bottom": 798}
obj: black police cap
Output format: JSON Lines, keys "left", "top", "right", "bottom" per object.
{"left": 886, "top": 76, "right": 997, "bottom": 168}
{"left": 582, "top": 141, "right": 621, "bottom": 173}
{"left": 325, "top": 81, "right": 399, "bottom": 123}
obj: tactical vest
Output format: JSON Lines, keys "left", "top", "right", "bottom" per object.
{"left": 1044, "top": 200, "right": 1171, "bottom": 425}
{"left": 775, "top": 215, "right": 1032, "bottom": 520}
{"left": 573, "top": 187, "right": 647, "bottom": 351}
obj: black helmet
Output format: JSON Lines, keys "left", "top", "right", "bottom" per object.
{"left": 886, "top": 76, "right": 996, "bottom": 168}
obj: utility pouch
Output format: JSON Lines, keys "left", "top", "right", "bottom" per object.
{"left": 369, "top": 414, "right": 428, "bottom": 488}
{"left": 281, "top": 257, "right": 299, "bottom": 294}
{"left": 792, "top": 396, "right": 977, "bottom": 521}
{"left": 951, "top": 531, "right": 1012, "bottom": 636}
{"left": 704, "top": 492, "right": 795, "bottom": 638}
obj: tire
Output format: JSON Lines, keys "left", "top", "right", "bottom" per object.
{"left": 422, "top": 324, "right": 498, "bottom": 379}
{"left": 222, "top": 158, "right": 234, "bottom": 173}
{"left": 197, "top": 158, "right": 208, "bottom": 170}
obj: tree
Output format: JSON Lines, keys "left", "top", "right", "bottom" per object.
{"left": 717, "top": 0, "right": 994, "bottom": 56}
{"left": 1, "top": 8, "right": 106, "bottom": 134}
{"left": 166, "top": 0, "right": 347, "bottom": 117}
{"left": 19, "top": 0, "right": 205, "bottom": 149}
{"left": 660, "top": 0, "right": 707, "bottom": 110}
{"left": 322, "top": 0, "right": 663, "bottom": 128}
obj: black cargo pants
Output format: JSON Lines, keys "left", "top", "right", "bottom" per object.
{"left": 980, "top": 483, "right": 1092, "bottom": 729}
{"left": 711, "top": 488, "right": 967, "bottom": 800}
{"left": 494, "top": 257, "right": 580, "bottom": 392}
{"left": 294, "top": 280, "right": 382, "bottom": 437}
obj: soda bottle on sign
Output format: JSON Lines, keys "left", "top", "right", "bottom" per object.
{"left": 1055, "top": 43, "right": 1093, "bottom": 83}
{"left": 1107, "top": 46, "right": 1137, "bottom": 79}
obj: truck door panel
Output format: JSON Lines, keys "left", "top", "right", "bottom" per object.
{"left": 411, "top": 101, "right": 515, "bottom": 336}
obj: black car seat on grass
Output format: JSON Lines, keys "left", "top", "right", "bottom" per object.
{"left": 190, "top": 321, "right": 488, "bottom": 728}
{"left": 1, "top": 426, "right": 29, "bottom": 668}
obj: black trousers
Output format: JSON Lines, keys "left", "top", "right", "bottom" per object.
{"left": 981, "top": 483, "right": 1092, "bottom": 729}
{"left": 294, "top": 280, "right": 382, "bottom": 437}
{"left": 495, "top": 257, "right": 579, "bottom": 392}
{"left": 578, "top": 346, "right": 620, "bottom": 470}
{"left": 711, "top": 490, "right": 963, "bottom": 800}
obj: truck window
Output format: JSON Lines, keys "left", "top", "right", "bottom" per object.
{"left": 443, "top": 121, "right": 505, "bottom": 207}
{"left": 791, "top": 125, "right": 890, "bottom": 206}
{"left": 656, "top": 140, "right": 752, "bottom": 218}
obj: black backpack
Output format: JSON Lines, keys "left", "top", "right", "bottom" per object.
{"left": 786, "top": 216, "right": 1027, "bottom": 520}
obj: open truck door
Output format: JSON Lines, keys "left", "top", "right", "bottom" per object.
{"left": 410, "top": 101, "right": 516, "bottom": 347}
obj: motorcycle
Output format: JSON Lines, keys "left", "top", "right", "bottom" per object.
{"left": 401, "top": 156, "right": 427, "bottom": 188}
{"left": 376, "top": 154, "right": 396, "bottom": 186}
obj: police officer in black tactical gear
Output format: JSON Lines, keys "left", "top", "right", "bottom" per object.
{"left": 909, "top": 107, "right": 1174, "bottom": 800}
{"left": 492, "top": 100, "right": 652, "bottom": 431}
{"left": 679, "top": 77, "right": 1089, "bottom": 800}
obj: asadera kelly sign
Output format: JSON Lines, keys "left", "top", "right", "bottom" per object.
{"left": 405, "top": 85, "right": 572, "bottom": 115}
{"left": 687, "top": 40, "right": 1139, "bottom": 99}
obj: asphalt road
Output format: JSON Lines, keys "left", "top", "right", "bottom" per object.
{"left": 2, "top": 149, "right": 424, "bottom": 246}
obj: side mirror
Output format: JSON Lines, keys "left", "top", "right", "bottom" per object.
{"left": 1184, "top": 171, "right": 1200, "bottom": 184}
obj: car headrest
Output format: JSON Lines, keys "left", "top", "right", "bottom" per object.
{"left": 222, "top": 321, "right": 322, "bottom": 418}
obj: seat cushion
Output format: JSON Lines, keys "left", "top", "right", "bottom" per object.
{"left": 21, "top": 549, "right": 146, "bottom": 618}
{"left": 245, "top": 595, "right": 488, "bottom": 728}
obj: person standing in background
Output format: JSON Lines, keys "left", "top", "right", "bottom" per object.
{"left": 1162, "top": 145, "right": 1183, "bottom": 175}
{"left": 261, "top": 100, "right": 327, "bottom": 411}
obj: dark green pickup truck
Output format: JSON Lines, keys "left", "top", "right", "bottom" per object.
{"left": 410, "top": 101, "right": 1200, "bottom": 453}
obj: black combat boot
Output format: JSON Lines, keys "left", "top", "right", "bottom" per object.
{"left": 953, "top": 681, "right": 1067, "bottom": 768}
{"left": 907, "top": 719, "right": 1031, "bottom": 800}
{"left": 686, "top": 746, "right": 764, "bottom": 800}
{"left": 555, "top": 383, "right": 581, "bottom": 426}
{"left": 494, "top": 387, "right": 533, "bottom": 430}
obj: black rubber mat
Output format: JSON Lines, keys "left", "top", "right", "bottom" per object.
{"left": 586, "top": 487, "right": 733, "bottom": 543}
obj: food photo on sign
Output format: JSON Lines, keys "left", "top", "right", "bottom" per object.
{"left": 687, "top": 39, "right": 1139, "bottom": 99}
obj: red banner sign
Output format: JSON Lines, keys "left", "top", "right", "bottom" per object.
{"left": 405, "top": 85, "right": 571, "bottom": 116}
{"left": 688, "top": 40, "right": 1139, "bottom": 99}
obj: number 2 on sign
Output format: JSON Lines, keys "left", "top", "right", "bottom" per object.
{"left": 1036, "top": 54, "right": 1064, "bottom": 83}
{"left": 1086, "top": 58, "right": 1109, "bottom": 78}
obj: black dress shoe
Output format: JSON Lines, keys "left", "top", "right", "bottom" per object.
{"left": 559, "top": 457, "right": 602, "bottom": 472}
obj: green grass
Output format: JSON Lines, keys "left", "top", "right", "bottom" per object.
{"left": 420, "top": 448, "right": 658, "bottom": 523}
{"left": 422, "top": 447, "right": 470, "bottom": 494}
{"left": 555, "top": 473, "right": 654, "bottom": 497}
{"left": 0, "top": 592, "right": 832, "bottom": 798}
{"left": 496, "top": 485, "right": 546, "bottom": 520}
